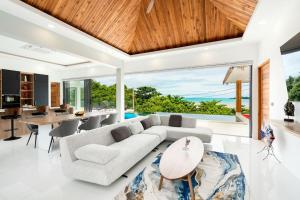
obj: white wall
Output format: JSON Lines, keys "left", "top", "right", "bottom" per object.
{"left": 125, "top": 40, "right": 257, "bottom": 73}
{"left": 257, "top": 0, "right": 300, "bottom": 180}
{"left": 258, "top": 0, "right": 300, "bottom": 121}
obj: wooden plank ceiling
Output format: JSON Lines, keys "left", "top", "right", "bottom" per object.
{"left": 22, "top": 0, "right": 257, "bottom": 55}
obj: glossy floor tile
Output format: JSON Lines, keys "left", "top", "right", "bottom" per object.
{"left": 0, "top": 134, "right": 299, "bottom": 200}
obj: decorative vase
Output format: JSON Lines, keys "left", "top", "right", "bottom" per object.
{"left": 183, "top": 137, "right": 190, "bottom": 151}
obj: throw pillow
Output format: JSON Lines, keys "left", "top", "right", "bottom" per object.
{"left": 74, "top": 144, "right": 120, "bottom": 165}
{"left": 169, "top": 114, "right": 182, "bottom": 127}
{"left": 111, "top": 126, "right": 132, "bottom": 142}
{"left": 149, "top": 114, "right": 161, "bottom": 126}
{"left": 141, "top": 118, "right": 152, "bottom": 130}
{"left": 128, "top": 121, "right": 144, "bottom": 134}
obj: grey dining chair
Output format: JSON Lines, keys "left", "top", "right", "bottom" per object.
{"left": 78, "top": 115, "right": 102, "bottom": 133}
{"left": 48, "top": 118, "right": 79, "bottom": 153}
{"left": 100, "top": 113, "right": 118, "bottom": 126}
{"left": 26, "top": 124, "right": 39, "bottom": 148}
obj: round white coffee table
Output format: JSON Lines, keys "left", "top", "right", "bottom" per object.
{"left": 159, "top": 136, "right": 204, "bottom": 200}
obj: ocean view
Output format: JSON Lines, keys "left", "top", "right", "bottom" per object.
{"left": 184, "top": 97, "right": 250, "bottom": 108}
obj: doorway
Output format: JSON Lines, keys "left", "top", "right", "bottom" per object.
{"left": 258, "top": 59, "right": 270, "bottom": 139}
{"left": 51, "top": 82, "right": 60, "bottom": 107}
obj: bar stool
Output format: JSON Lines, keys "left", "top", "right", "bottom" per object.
{"left": 1, "top": 108, "right": 22, "bottom": 141}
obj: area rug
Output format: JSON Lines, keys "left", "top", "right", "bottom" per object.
{"left": 115, "top": 151, "right": 246, "bottom": 200}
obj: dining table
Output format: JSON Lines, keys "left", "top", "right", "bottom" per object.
{"left": 19, "top": 111, "right": 116, "bottom": 150}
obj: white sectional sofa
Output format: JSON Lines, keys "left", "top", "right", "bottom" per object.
{"left": 60, "top": 115, "right": 212, "bottom": 186}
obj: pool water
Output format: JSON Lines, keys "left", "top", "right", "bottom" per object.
{"left": 125, "top": 112, "right": 138, "bottom": 119}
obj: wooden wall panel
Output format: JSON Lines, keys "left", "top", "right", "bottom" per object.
{"left": 51, "top": 82, "right": 60, "bottom": 107}
{"left": 22, "top": 0, "right": 257, "bottom": 54}
{"left": 258, "top": 60, "right": 270, "bottom": 139}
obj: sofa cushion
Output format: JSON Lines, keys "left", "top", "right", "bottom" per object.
{"left": 74, "top": 144, "right": 119, "bottom": 165}
{"left": 182, "top": 117, "right": 197, "bottom": 128}
{"left": 149, "top": 114, "right": 161, "bottom": 126}
{"left": 160, "top": 115, "right": 170, "bottom": 126}
{"left": 166, "top": 127, "right": 212, "bottom": 143}
{"left": 73, "top": 134, "right": 160, "bottom": 185}
{"left": 141, "top": 118, "right": 152, "bottom": 130}
{"left": 128, "top": 121, "right": 144, "bottom": 134}
{"left": 111, "top": 126, "right": 132, "bottom": 142}
{"left": 169, "top": 114, "right": 182, "bottom": 127}
{"left": 142, "top": 126, "right": 167, "bottom": 142}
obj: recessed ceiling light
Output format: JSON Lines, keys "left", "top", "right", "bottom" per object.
{"left": 258, "top": 20, "right": 267, "bottom": 25}
{"left": 47, "top": 24, "right": 55, "bottom": 29}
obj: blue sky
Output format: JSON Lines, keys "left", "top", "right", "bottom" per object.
{"left": 95, "top": 66, "right": 250, "bottom": 98}
{"left": 282, "top": 50, "right": 300, "bottom": 78}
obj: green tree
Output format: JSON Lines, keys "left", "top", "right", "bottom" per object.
{"left": 135, "top": 86, "right": 161, "bottom": 104}
{"left": 196, "top": 100, "right": 235, "bottom": 115}
{"left": 91, "top": 80, "right": 116, "bottom": 109}
{"left": 289, "top": 81, "right": 300, "bottom": 101}
{"left": 136, "top": 95, "right": 196, "bottom": 114}
{"left": 286, "top": 76, "right": 295, "bottom": 92}
{"left": 91, "top": 81, "right": 243, "bottom": 116}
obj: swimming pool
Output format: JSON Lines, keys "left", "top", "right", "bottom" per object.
{"left": 125, "top": 112, "right": 138, "bottom": 119}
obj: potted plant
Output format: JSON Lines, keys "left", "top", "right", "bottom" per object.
{"left": 284, "top": 100, "right": 295, "bottom": 122}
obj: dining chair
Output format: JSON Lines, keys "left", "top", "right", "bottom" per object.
{"left": 100, "top": 113, "right": 118, "bottom": 126}
{"left": 26, "top": 124, "right": 39, "bottom": 148}
{"left": 78, "top": 115, "right": 102, "bottom": 133}
{"left": 48, "top": 118, "right": 79, "bottom": 153}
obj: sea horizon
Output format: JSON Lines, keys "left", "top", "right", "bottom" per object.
{"left": 184, "top": 97, "right": 250, "bottom": 106}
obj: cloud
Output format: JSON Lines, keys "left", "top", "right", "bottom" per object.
{"left": 95, "top": 66, "right": 250, "bottom": 98}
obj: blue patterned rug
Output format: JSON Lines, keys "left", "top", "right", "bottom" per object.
{"left": 115, "top": 151, "right": 246, "bottom": 200}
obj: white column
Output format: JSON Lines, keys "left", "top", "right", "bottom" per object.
{"left": 116, "top": 67, "right": 125, "bottom": 122}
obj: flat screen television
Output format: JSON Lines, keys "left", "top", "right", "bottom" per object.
{"left": 281, "top": 32, "right": 300, "bottom": 101}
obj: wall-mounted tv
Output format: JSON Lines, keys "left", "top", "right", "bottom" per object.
{"left": 281, "top": 32, "right": 300, "bottom": 101}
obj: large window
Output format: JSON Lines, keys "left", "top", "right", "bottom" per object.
{"left": 64, "top": 80, "right": 84, "bottom": 111}
{"left": 93, "top": 66, "right": 250, "bottom": 122}
{"left": 91, "top": 78, "right": 118, "bottom": 111}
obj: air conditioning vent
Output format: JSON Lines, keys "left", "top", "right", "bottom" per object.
{"left": 20, "top": 44, "right": 54, "bottom": 54}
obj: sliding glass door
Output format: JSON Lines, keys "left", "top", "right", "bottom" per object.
{"left": 63, "top": 79, "right": 92, "bottom": 112}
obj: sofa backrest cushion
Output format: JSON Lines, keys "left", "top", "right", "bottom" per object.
{"left": 141, "top": 118, "right": 152, "bottom": 130}
{"left": 128, "top": 121, "right": 144, "bottom": 134}
{"left": 182, "top": 117, "right": 197, "bottom": 128}
{"left": 169, "top": 115, "right": 182, "bottom": 127}
{"left": 160, "top": 115, "right": 170, "bottom": 126}
{"left": 111, "top": 126, "right": 132, "bottom": 142}
{"left": 149, "top": 114, "right": 161, "bottom": 126}
{"left": 160, "top": 115, "right": 197, "bottom": 128}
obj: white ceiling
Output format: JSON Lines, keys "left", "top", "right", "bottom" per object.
{"left": 223, "top": 66, "right": 250, "bottom": 84}
{"left": 0, "top": 35, "right": 90, "bottom": 66}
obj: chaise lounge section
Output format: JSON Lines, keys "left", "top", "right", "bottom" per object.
{"left": 60, "top": 114, "right": 212, "bottom": 186}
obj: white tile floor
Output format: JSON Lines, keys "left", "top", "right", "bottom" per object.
{"left": 0, "top": 134, "right": 300, "bottom": 200}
